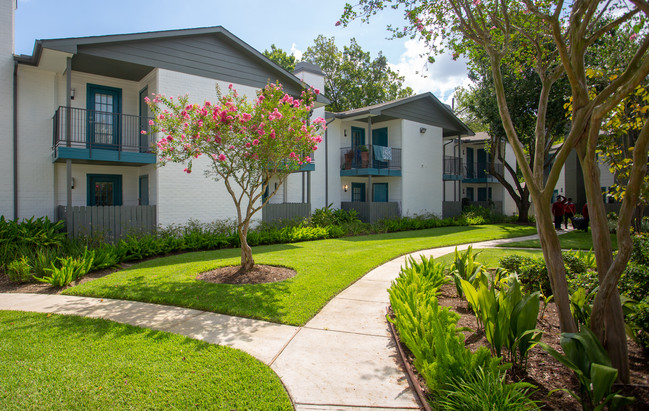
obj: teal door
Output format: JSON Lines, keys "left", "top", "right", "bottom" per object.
{"left": 372, "top": 128, "right": 388, "bottom": 168}
{"left": 87, "top": 84, "right": 122, "bottom": 150}
{"left": 477, "top": 148, "right": 487, "bottom": 178}
{"left": 351, "top": 127, "right": 366, "bottom": 168}
{"left": 87, "top": 174, "right": 122, "bottom": 206}
{"left": 139, "top": 175, "right": 149, "bottom": 206}
{"left": 373, "top": 183, "right": 388, "bottom": 202}
{"left": 352, "top": 182, "right": 366, "bottom": 202}
{"left": 466, "top": 147, "right": 474, "bottom": 178}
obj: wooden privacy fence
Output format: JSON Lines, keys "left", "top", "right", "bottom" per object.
{"left": 262, "top": 203, "right": 311, "bottom": 223}
{"left": 341, "top": 202, "right": 400, "bottom": 223}
{"left": 57, "top": 205, "right": 156, "bottom": 241}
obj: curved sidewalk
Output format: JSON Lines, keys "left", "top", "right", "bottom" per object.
{"left": 0, "top": 233, "right": 540, "bottom": 410}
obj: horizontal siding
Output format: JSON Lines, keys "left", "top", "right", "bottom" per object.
{"left": 78, "top": 34, "right": 302, "bottom": 95}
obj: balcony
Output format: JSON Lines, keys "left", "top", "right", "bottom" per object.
{"left": 443, "top": 157, "right": 504, "bottom": 182}
{"left": 463, "top": 161, "right": 504, "bottom": 183}
{"left": 443, "top": 156, "right": 463, "bottom": 180}
{"left": 52, "top": 106, "right": 156, "bottom": 165}
{"left": 340, "top": 145, "right": 402, "bottom": 176}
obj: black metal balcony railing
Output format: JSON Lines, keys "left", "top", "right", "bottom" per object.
{"left": 465, "top": 161, "right": 504, "bottom": 179}
{"left": 444, "top": 156, "right": 463, "bottom": 175}
{"left": 340, "top": 145, "right": 402, "bottom": 171}
{"left": 53, "top": 106, "right": 155, "bottom": 156}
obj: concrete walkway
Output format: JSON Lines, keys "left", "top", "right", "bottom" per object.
{"left": 0, "top": 233, "right": 541, "bottom": 410}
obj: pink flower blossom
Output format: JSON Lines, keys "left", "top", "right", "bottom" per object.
{"left": 269, "top": 130, "right": 276, "bottom": 139}
{"left": 166, "top": 136, "right": 173, "bottom": 141}
{"left": 183, "top": 168, "right": 191, "bottom": 174}
{"left": 314, "top": 88, "right": 320, "bottom": 95}
{"left": 305, "top": 156, "right": 312, "bottom": 163}
{"left": 335, "top": 20, "right": 341, "bottom": 27}
{"left": 245, "top": 142, "right": 251, "bottom": 147}
{"left": 144, "top": 96, "right": 150, "bottom": 103}
{"left": 141, "top": 130, "right": 147, "bottom": 135}
{"left": 252, "top": 139, "right": 260, "bottom": 146}
{"left": 630, "top": 33, "right": 638, "bottom": 41}
{"left": 473, "top": 0, "right": 481, "bottom": 5}
{"left": 312, "top": 146, "right": 318, "bottom": 151}
{"left": 218, "top": 153, "right": 226, "bottom": 161}
{"left": 241, "top": 113, "right": 252, "bottom": 122}
{"left": 229, "top": 145, "right": 235, "bottom": 150}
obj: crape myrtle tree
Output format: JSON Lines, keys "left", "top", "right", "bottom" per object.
{"left": 145, "top": 83, "right": 325, "bottom": 272}
{"left": 340, "top": 0, "right": 649, "bottom": 382}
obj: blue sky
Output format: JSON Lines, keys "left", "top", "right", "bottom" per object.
{"left": 14, "top": 0, "right": 470, "bottom": 104}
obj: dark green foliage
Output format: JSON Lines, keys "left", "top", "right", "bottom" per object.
{"left": 539, "top": 327, "right": 635, "bottom": 410}
{"left": 0, "top": 216, "right": 66, "bottom": 268}
{"left": 6, "top": 257, "right": 31, "bottom": 283}
{"left": 619, "top": 264, "right": 649, "bottom": 302}
{"left": 627, "top": 299, "right": 649, "bottom": 350}
{"left": 630, "top": 233, "right": 649, "bottom": 266}
{"left": 498, "top": 251, "right": 594, "bottom": 297}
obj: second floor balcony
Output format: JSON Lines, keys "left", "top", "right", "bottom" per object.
{"left": 53, "top": 106, "right": 156, "bottom": 165}
{"left": 444, "top": 156, "right": 504, "bottom": 182}
{"left": 340, "top": 145, "right": 402, "bottom": 176}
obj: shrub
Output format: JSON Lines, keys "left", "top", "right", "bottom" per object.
{"left": 388, "top": 255, "right": 502, "bottom": 395}
{"left": 36, "top": 253, "right": 94, "bottom": 287}
{"left": 627, "top": 299, "right": 649, "bottom": 350}
{"left": 438, "top": 367, "right": 539, "bottom": 411}
{"left": 6, "top": 257, "right": 32, "bottom": 283}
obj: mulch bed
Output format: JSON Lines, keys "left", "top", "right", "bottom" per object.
{"left": 197, "top": 264, "right": 296, "bottom": 284}
{"left": 400, "top": 282, "right": 649, "bottom": 410}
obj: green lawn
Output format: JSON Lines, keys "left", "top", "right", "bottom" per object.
{"left": 435, "top": 248, "right": 545, "bottom": 269}
{"left": 499, "top": 230, "right": 617, "bottom": 250}
{"left": 0, "top": 311, "right": 291, "bottom": 410}
{"left": 64, "top": 224, "right": 536, "bottom": 325}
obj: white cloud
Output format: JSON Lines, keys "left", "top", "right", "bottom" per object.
{"left": 389, "top": 39, "right": 472, "bottom": 106}
{"left": 290, "top": 43, "right": 303, "bottom": 61}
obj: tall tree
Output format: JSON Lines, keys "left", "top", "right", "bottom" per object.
{"left": 341, "top": 0, "right": 649, "bottom": 382}
{"left": 456, "top": 53, "right": 570, "bottom": 222}
{"left": 263, "top": 44, "right": 297, "bottom": 72}
{"left": 302, "top": 35, "right": 413, "bottom": 111}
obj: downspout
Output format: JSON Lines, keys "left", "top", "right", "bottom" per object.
{"left": 13, "top": 60, "right": 18, "bottom": 220}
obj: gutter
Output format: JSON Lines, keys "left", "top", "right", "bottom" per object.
{"left": 13, "top": 60, "right": 18, "bottom": 220}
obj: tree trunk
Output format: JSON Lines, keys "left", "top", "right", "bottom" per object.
{"left": 534, "top": 197, "right": 578, "bottom": 333}
{"left": 578, "top": 147, "right": 630, "bottom": 383}
{"left": 634, "top": 205, "right": 645, "bottom": 232}
{"left": 239, "top": 221, "right": 254, "bottom": 272}
{"left": 517, "top": 195, "right": 531, "bottom": 223}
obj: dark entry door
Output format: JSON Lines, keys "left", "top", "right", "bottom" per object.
{"left": 373, "top": 183, "right": 388, "bottom": 202}
{"left": 87, "top": 174, "right": 122, "bottom": 206}
{"left": 87, "top": 84, "right": 121, "bottom": 150}
{"left": 352, "top": 182, "right": 366, "bottom": 202}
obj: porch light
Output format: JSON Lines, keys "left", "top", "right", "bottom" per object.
{"left": 344, "top": 129, "right": 347, "bottom": 137}
{"left": 71, "top": 177, "right": 75, "bottom": 189}
{"left": 344, "top": 184, "right": 348, "bottom": 192}
{"left": 419, "top": 127, "right": 427, "bottom": 134}
{"left": 71, "top": 88, "right": 76, "bottom": 100}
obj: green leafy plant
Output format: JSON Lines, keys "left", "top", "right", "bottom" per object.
{"left": 450, "top": 246, "right": 486, "bottom": 298}
{"left": 538, "top": 327, "right": 635, "bottom": 410}
{"left": 6, "top": 257, "right": 32, "bottom": 283}
{"left": 570, "top": 286, "right": 598, "bottom": 327}
{"left": 438, "top": 367, "right": 539, "bottom": 411}
{"left": 460, "top": 273, "right": 542, "bottom": 366}
{"left": 37, "top": 253, "right": 95, "bottom": 287}
{"left": 388, "top": 255, "right": 501, "bottom": 395}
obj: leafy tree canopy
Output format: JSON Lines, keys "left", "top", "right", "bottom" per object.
{"left": 263, "top": 36, "right": 414, "bottom": 112}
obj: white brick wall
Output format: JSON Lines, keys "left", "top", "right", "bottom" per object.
{"left": 0, "top": 0, "right": 15, "bottom": 218}
{"left": 401, "top": 120, "right": 443, "bottom": 216}
{"left": 155, "top": 70, "right": 263, "bottom": 227}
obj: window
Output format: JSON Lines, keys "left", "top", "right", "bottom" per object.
{"left": 87, "top": 174, "right": 122, "bottom": 206}
{"left": 352, "top": 182, "right": 366, "bottom": 202}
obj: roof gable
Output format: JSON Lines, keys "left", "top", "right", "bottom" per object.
{"left": 22, "top": 26, "right": 328, "bottom": 102}
{"left": 333, "top": 93, "right": 473, "bottom": 137}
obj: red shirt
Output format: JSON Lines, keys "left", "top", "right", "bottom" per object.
{"left": 564, "top": 202, "right": 576, "bottom": 214}
{"left": 552, "top": 201, "right": 565, "bottom": 216}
